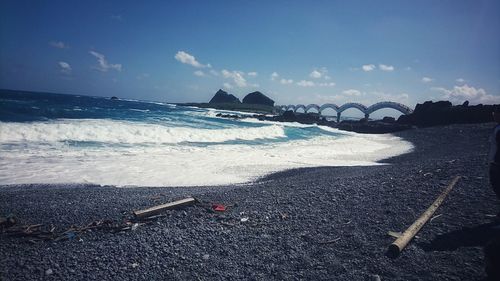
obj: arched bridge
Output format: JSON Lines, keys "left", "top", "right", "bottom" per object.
{"left": 276, "top": 101, "right": 413, "bottom": 121}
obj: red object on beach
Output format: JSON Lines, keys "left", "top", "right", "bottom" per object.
{"left": 212, "top": 204, "right": 226, "bottom": 212}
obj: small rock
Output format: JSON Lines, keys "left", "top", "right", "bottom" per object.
{"left": 45, "top": 269, "right": 53, "bottom": 275}
{"left": 371, "top": 274, "right": 381, "bottom": 281}
{"left": 131, "top": 223, "right": 139, "bottom": 231}
{"left": 240, "top": 217, "right": 249, "bottom": 222}
{"left": 202, "top": 254, "right": 210, "bottom": 260}
{"left": 131, "top": 262, "right": 139, "bottom": 268}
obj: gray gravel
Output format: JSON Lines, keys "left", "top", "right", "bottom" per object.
{"left": 1, "top": 123, "right": 499, "bottom": 280}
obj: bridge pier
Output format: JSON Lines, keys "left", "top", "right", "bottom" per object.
{"left": 364, "top": 113, "right": 369, "bottom": 120}
{"left": 337, "top": 112, "right": 341, "bottom": 122}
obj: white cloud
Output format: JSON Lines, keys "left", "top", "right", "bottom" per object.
{"left": 210, "top": 69, "right": 219, "bottom": 76}
{"left": 342, "top": 89, "right": 361, "bottom": 96}
{"left": 89, "top": 51, "right": 122, "bottom": 72}
{"left": 247, "top": 72, "right": 257, "bottom": 77}
{"left": 58, "top": 61, "right": 71, "bottom": 74}
{"left": 379, "top": 64, "right": 394, "bottom": 72}
{"left": 297, "top": 80, "right": 315, "bottom": 87}
{"left": 174, "top": 51, "right": 210, "bottom": 68}
{"left": 318, "top": 82, "right": 336, "bottom": 87}
{"left": 223, "top": 82, "right": 233, "bottom": 90}
{"left": 456, "top": 78, "right": 466, "bottom": 83}
{"left": 280, "top": 78, "right": 294, "bottom": 84}
{"left": 309, "top": 67, "right": 330, "bottom": 79}
{"left": 194, "top": 70, "right": 205, "bottom": 77}
{"left": 422, "top": 77, "right": 434, "bottom": 83}
{"left": 222, "top": 69, "right": 247, "bottom": 87}
{"left": 49, "top": 41, "right": 68, "bottom": 49}
{"left": 270, "top": 72, "right": 279, "bottom": 81}
{"left": 309, "top": 70, "right": 322, "bottom": 79}
{"left": 431, "top": 84, "right": 500, "bottom": 104}
{"left": 405, "top": 66, "right": 412, "bottom": 71}
{"left": 362, "top": 64, "right": 375, "bottom": 72}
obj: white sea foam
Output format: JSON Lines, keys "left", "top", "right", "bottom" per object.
{"left": 0, "top": 120, "right": 286, "bottom": 144}
{"left": 0, "top": 119, "right": 413, "bottom": 187}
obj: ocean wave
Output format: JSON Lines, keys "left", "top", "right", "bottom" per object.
{"left": 0, "top": 119, "right": 286, "bottom": 144}
{"left": 0, "top": 131, "right": 414, "bottom": 187}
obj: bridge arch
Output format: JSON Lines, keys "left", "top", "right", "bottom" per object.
{"left": 305, "top": 104, "right": 320, "bottom": 113}
{"left": 286, "top": 105, "right": 296, "bottom": 112}
{"left": 338, "top": 103, "right": 367, "bottom": 114}
{"left": 294, "top": 104, "right": 306, "bottom": 113}
{"left": 319, "top": 103, "right": 340, "bottom": 114}
{"left": 365, "top": 101, "right": 414, "bottom": 115}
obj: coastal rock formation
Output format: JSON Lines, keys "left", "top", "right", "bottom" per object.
{"left": 397, "top": 100, "right": 498, "bottom": 127}
{"left": 242, "top": 91, "right": 274, "bottom": 106}
{"left": 209, "top": 89, "right": 241, "bottom": 104}
{"left": 338, "top": 120, "right": 411, "bottom": 134}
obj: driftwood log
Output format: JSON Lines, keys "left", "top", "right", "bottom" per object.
{"left": 133, "top": 197, "right": 196, "bottom": 218}
{"left": 388, "top": 176, "right": 461, "bottom": 257}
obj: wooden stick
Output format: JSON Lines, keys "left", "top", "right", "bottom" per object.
{"left": 388, "top": 176, "right": 461, "bottom": 257}
{"left": 133, "top": 197, "right": 196, "bottom": 218}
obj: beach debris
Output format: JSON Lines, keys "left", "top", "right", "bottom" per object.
{"left": 279, "top": 212, "right": 288, "bottom": 220}
{"left": 388, "top": 176, "right": 461, "bottom": 258}
{"left": 423, "top": 172, "right": 433, "bottom": 177}
{"left": 318, "top": 237, "right": 341, "bottom": 245}
{"left": 133, "top": 197, "right": 196, "bottom": 218}
{"left": 429, "top": 214, "right": 443, "bottom": 222}
{"left": 387, "top": 231, "right": 402, "bottom": 238}
{"left": 240, "top": 217, "right": 249, "bottom": 223}
{"left": 1, "top": 218, "right": 149, "bottom": 242}
{"left": 212, "top": 204, "right": 226, "bottom": 212}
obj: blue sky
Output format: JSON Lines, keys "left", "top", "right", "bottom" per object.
{"left": 1, "top": 0, "right": 499, "bottom": 108}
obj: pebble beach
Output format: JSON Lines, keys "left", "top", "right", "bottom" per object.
{"left": 1, "top": 123, "right": 499, "bottom": 280}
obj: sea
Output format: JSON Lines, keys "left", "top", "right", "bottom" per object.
{"left": 0, "top": 90, "right": 413, "bottom": 187}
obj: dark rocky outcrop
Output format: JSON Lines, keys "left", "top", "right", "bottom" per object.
{"left": 209, "top": 89, "right": 241, "bottom": 104}
{"left": 338, "top": 120, "right": 411, "bottom": 134}
{"left": 242, "top": 91, "right": 274, "bottom": 106}
{"left": 215, "top": 113, "right": 241, "bottom": 119}
{"left": 110, "top": 96, "right": 119, "bottom": 100}
{"left": 397, "top": 100, "right": 498, "bottom": 127}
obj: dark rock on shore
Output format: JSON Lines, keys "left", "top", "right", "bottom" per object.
{"left": 338, "top": 119, "right": 412, "bottom": 134}
{"left": 215, "top": 113, "right": 241, "bottom": 119}
{"left": 249, "top": 111, "right": 337, "bottom": 127}
{"left": 242, "top": 91, "right": 275, "bottom": 106}
{"left": 110, "top": 96, "right": 119, "bottom": 100}
{"left": 209, "top": 89, "right": 241, "bottom": 104}
{"left": 244, "top": 111, "right": 409, "bottom": 134}
{"left": 397, "top": 100, "right": 499, "bottom": 127}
